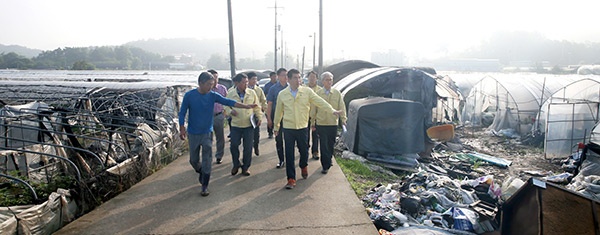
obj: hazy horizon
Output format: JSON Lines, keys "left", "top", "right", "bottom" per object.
{"left": 2, "top": 0, "right": 600, "bottom": 61}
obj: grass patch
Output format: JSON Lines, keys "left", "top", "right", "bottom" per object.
{"left": 0, "top": 172, "right": 77, "bottom": 206}
{"left": 335, "top": 157, "right": 402, "bottom": 199}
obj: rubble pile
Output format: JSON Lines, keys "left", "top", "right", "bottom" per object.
{"left": 362, "top": 162, "right": 502, "bottom": 234}
{"left": 352, "top": 126, "right": 600, "bottom": 234}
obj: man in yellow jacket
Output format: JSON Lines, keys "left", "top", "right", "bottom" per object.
{"left": 310, "top": 71, "right": 347, "bottom": 174}
{"left": 305, "top": 71, "right": 322, "bottom": 160}
{"left": 225, "top": 73, "right": 263, "bottom": 176}
{"left": 273, "top": 69, "right": 341, "bottom": 189}
{"left": 247, "top": 72, "right": 267, "bottom": 156}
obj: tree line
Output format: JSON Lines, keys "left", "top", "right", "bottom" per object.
{"left": 2, "top": 32, "right": 599, "bottom": 71}
{"left": 459, "top": 31, "right": 600, "bottom": 66}
{"left": 0, "top": 46, "right": 175, "bottom": 70}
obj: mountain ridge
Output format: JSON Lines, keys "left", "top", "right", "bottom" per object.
{"left": 1, "top": 37, "right": 269, "bottom": 62}
{"left": 0, "top": 44, "right": 42, "bottom": 58}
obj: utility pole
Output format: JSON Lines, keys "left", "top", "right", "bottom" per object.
{"left": 301, "top": 46, "right": 305, "bottom": 75}
{"left": 281, "top": 29, "right": 284, "bottom": 68}
{"left": 227, "top": 0, "right": 236, "bottom": 77}
{"left": 318, "top": 0, "right": 323, "bottom": 75}
{"left": 269, "top": 1, "right": 283, "bottom": 71}
{"left": 312, "top": 32, "right": 316, "bottom": 70}
{"left": 297, "top": 54, "right": 301, "bottom": 72}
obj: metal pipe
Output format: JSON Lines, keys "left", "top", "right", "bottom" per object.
{"left": 18, "top": 108, "right": 160, "bottom": 147}
{"left": 0, "top": 173, "right": 38, "bottom": 201}
{"left": 1, "top": 147, "right": 82, "bottom": 182}
{"left": 0, "top": 123, "right": 129, "bottom": 158}
{"left": 0, "top": 136, "right": 105, "bottom": 169}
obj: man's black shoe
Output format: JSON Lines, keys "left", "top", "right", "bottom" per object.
{"left": 216, "top": 158, "right": 222, "bottom": 164}
{"left": 231, "top": 166, "right": 240, "bottom": 175}
{"left": 276, "top": 161, "right": 284, "bottom": 168}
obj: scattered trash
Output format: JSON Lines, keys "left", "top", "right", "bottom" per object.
{"left": 360, "top": 122, "right": 595, "bottom": 234}
{"left": 454, "top": 152, "right": 512, "bottom": 168}
{"left": 490, "top": 128, "right": 520, "bottom": 139}
{"left": 366, "top": 153, "right": 420, "bottom": 168}
{"left": 341, "top": 150, "right": 367, "bottom": 162}
{"left": 446, "top": 207, "right": 480, "bottom": 232}
{"left": 363, "top": 169, "right": 502, "bottom": 234}
{"left": 500, "top": 177, "right": 525, "bottom": 200}
{"left": 427, "top": 124, "right": 455, "bottom": 142}
{"left": 523, "top": 170, "right": 551, "bottom": 177}
{"left": 543, "top": 172, "right": 573, "bottom": 184}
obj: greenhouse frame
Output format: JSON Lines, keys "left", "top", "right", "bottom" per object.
{"left": 461, "top": 74, "right": 580, "bottom": 136}
{"left": 538, "top": 78, "right": 600, "bottom": 158}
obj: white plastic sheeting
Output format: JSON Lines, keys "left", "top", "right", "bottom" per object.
{"left": 433, "top": 75, "right": 463, "bottom": 123}
{"left": 461, "top": 74, "right": 580, "bottom": 135}
{"left": 538, "top": 78, "right": 600, "bottom": 158}
{"left": 442, "top": 73, "right": 486, "bottom": 98}
{"left": 0, "top": 189, "right": 77, "bottom": 235}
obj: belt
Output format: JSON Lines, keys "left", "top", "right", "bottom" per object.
{"left": 214, "top": 111, "right": 223, "bottom": 116}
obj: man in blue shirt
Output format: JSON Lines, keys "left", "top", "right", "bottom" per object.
{"left": 208, "top": 69, "right": 228, "bottom": 164}
{"left": 179, "top": 72, "right": 257, "bottom": 196}
{"left": 263, "top": 71, "right": 277, "bottom": 138}
{"left": 266, "top": 68, "right": 288, "bottom": 168}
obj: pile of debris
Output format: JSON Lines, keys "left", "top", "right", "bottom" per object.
{"left": 341, "top": 126, "right": 600, "bottom": 234}
{"left": 349, "top": 146, "right": 505, "bottom": 234}
{"left": 362, "top": 168, "right": 502, "bottom": 234}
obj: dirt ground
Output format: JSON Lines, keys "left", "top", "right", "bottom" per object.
{"left": 449, "top": 126, "right": 564, "bottom": 184}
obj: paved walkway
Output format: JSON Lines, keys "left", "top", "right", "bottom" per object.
{"left": 55, "top": 124, "right": 378, "bottom": 234}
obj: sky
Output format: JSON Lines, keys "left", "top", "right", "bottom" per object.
{"left": 2, "top": 0, "right": 600, "bottom": 61}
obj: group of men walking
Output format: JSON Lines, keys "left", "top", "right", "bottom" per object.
{"left": 178, "top": 68, "right": 347, "bottom": 196}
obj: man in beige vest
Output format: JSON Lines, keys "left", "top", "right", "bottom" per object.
{"left": 225, "top": 73, "right": 263, "bottom": 176}
{"left": 310, "top": 71, "right": 347, "bottom": 174}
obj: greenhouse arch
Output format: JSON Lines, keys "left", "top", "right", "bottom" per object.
{"left": 539, "top": 78, "right": 600, "bottom": 158}
{"left": 461, "top": 74, "right": 579, "bottom": 135}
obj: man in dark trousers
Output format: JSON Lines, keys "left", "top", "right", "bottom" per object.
{"left": 266, "top": 68, "right": 288, "bottom": 168}
{"left": 273, "top": 69, "right": 341, "bottom": 189}
{"left": 247, "top": 72, "right": 267, "bottom": 156}
{"left": 310, "top": 71, "right": 347, "bottom": 174}
{"left": 226, "top": 73, "right": 262, "bottom": 176}
{"left": 263, "top": 71, "right": 278, "bottom": 139}
{"left": 208, "top": 69, "right": 228, "bottom": 164}
{"left": 179, "top": 72, "right": 257, "bottom": 196}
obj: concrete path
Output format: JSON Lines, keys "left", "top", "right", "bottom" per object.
{"left": 55, "top": 124, "right": 378, "bottom": 234}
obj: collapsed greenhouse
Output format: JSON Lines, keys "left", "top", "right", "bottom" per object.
{"left": 322, "top": 59, "right": 379, "bottom": 85}
{"left": 432, "top": 75, "right": 463, "bottom": 124}
{"left": 536, "top": 78, "right": 600, "bottom": 158}
{"left": 460, "top": 74, "right": 580, "bottom": 136}
{"left": 0, "top": 80, "right": 194, "bottom": 233}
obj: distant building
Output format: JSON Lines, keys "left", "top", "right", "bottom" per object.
{"left": 169, "top": 63, "right": 187, "bottom": 70}
{"left": 371, "top": 50, "right": 408, "bottom": 66}
{"left": 433, "top": 58, "right": 501, "bottom": 72}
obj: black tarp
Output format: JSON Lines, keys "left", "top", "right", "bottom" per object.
{"left": 241, "top": 70, "right": 270, "bottom": 79}
{"left": 342, "top": 97, "right": 425, "bottom": 156}
{"left": 322, "top": 60, "right": 379, "bottom": 84}
{"left": 335, "top": 67, "right": 437, "bottom": 129}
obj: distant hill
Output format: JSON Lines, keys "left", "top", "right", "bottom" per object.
{"left": 125, "top": 38, "right": 228, "bottom": 63}
{"left": 0, "top": 44, "right": 42, "bottom": 58}
{"left": 125, "top": 38, "right": 269, "bottom": 63}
